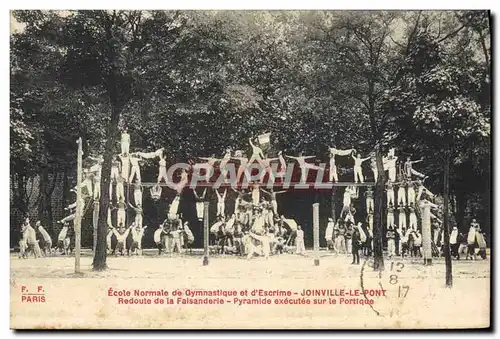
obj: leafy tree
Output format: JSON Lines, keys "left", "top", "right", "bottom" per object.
{"left": 381, "top": 30, "right": 490, "bottom": 287}
{"left": 56, "top": 10, "right": 196, "bottom": 270}
{"left": 10, "top": 11, "right": 490, "bottom": 277}
{"left": 298, "top": 11, "right": 414, "bottom": 271}
{"left": 11, "top": 11, "right": 109, "bottom": 234}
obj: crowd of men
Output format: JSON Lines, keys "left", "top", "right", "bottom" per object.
{"left": 323, "top": 217, "right": 488, "bottom": 264}
{"left": 17, "top": 215, "right": 487, "bottom": 263}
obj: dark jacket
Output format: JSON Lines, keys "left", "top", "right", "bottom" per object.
{"left": 352, "top": 231, "right": 361, "bottom": 249}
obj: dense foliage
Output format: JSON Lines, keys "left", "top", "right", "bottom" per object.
{"left": 10, "top": 10, "right": 490, "bottom": 277}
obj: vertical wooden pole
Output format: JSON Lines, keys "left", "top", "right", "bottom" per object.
{"left": 421, "top": 202, "right": 432, "bottom": 265}
{"left": 75, "top": 137, "right": 82, "bottom": 274}
{"left": 126, "top": 180, "right": 129, "bottom": 227}
{"left": 313, "top": 203, "right": 320, "bottom": 266}
{"left": 203, "top": 201, "right": 209, "bottom": 266}
{"left": 443, "top": 155, "right": 453, "bottom": 287}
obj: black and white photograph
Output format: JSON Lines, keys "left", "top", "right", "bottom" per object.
{"left": 9, "top": 9, "right": 491, "bottom": 329}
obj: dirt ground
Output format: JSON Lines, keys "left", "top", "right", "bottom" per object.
{"left": 10, "top": 250, "right": 490, "bottom": 329}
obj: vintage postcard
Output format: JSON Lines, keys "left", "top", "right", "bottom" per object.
{"left": 10, "top": 9, "right": 491, "bottom": 329}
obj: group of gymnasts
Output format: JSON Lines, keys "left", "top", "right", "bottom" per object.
{"left": 204, "top": 183, "right": 307, "bottom": 257}
{"left": 23, "top": 128, "right": 449, "bottom": 260}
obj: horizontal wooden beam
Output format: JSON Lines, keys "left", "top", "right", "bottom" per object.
{"left": 328, "top": 182, "right": 377, "bottom": 186}
{"left": 122, "top": 181, "right": 378, "bottom": 188}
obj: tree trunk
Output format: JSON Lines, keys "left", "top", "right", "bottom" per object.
{"left": 15, "top": 174, "right": 28, "bottom": 215}
{"left": 477, "top": 28, "right": 490, "bottom": 76}
{"left": 37, "top": 168, "right": 51, "bottom": 226}
{"left": 366, "top": 75, "right": 384, "bottom": 271}
{"left": 38, "top": 169, "right": 58, "bottom": 232}
{"left": 483, "top": 186, "right": 490, "bottom": 245}
{"left": 373, "top": 149, "right": 386, "bottom": 271}
{"left": 92, "top": 104, "right": 121, "bottom": 271}
{"left": 443, "top": 155, "right": 453, "bottom": 288}
{"left": 46, "top": 173, "right": 58, "bottom": 234}
{"left": 11, "top": 173, "right": 28, "bottom": 231}
{"left": 62, "top": 168, "right": 70, "bottom": 211}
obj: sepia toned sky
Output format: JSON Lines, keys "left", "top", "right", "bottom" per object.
{"left": 10, "top": 12, "right": 24, "bottom": 34}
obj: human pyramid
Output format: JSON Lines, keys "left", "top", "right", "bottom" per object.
{"left": 20, "top": 128, "right": 449, "bottom": 260}
{"left": 329, "top": 146, "right": 442, "bottom": 263}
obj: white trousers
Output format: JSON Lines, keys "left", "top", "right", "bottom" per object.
{"left": 217, "top": 202, "right": 225, "bottom": 216}
{"left": 388, "top": 167, "right": 396, "bottom": 182}
{"left": 129, "top": 165, "right": 141, "bottom": 183}
{"left": 399, "top": 212, "right": 406, "bottom": 229}
{"left": 107, "top": 231, "right": 113, "bottom": 251}
{"left": 295, "top": 239, "right": 306, "bottom": 254}
{"left": 408, "top": 168, "right": 425, "bottom": 179}
{"left": 354, "top": 165, "right": 364, "bottom": 183}
{"left": 93, "top": 180, "right": 100, "bottom": 200}
{"left": 387, "top": 239, "right": 395, "bottom": 256}
{"left": 134, "top": 189, "right": 142, "bottom": 207}
{"left": 408, "top": 188, "right": 416, "bottom": 206}
{"left": 172, "top": 238, "right": 183, "bottom": 253}
{"left": 409, "top": 213, "right": 417, "bottom": 229}
{"left": 169, "top": 197, "right": 180, "bottom": 217}
{"left": 300, "top": 163, "right": 320, "bottom": 183}
{"left": 271, "top": 200, "right": 278, "bottom": 215}
{"left": 397, "top": 187, "right": 406, "bottom": 206}
{"left": 387, "top": 213, "right": 395, "bottom": 227}
{"left": 157, "top": 167, "right": 168, "bottom": 183}
{"left": 366, "top": 197, "right": 374, "bottom": 213}
{"left": 196, "top": 202, "right": 204, "bottom": 220}
{"left": 121, "top": 162, "right": 129, "bottom": 183}
{"left": 134, "top": 214, "right": 143, "bottom": 228}
{"left": 117, "top": 182, "right": 124, "bottom": 201}
{"left": 111, "top": 167, "right": 120, "bottom": 182}
{"left": 329, "top": 162, "right": 338, "bottom": 182}
{"left": 387, "top": 190, "right": 394, "bottom": 206}
{"left": 266, "top": 212, "right": 274, "bottom": 228}
{"left": 121, "top": 141, "right": 129, "bottom": 155}
{"left": 61, "top": 213, "right": 76, "bottom": 223}
{"left": 117, "top": 208, "right": 126, "bottom": 227}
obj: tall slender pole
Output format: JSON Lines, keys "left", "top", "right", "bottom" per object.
{"left": 313, "top": 203, "right": 320, "bottom": 266}
{"left": 443, "top": 155, "right": 453, "bottom": 287}
{"left": 75, "top": 137, "right": 83, "bottom": 274}
{"left": 126, "top": 181, "right": 130, "bottom": 227}
{"left": 203, "top": 201, "right": 209, "bottom": 266}
{"left": 421, "top": 202, "right": 432, "bottom": 265}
